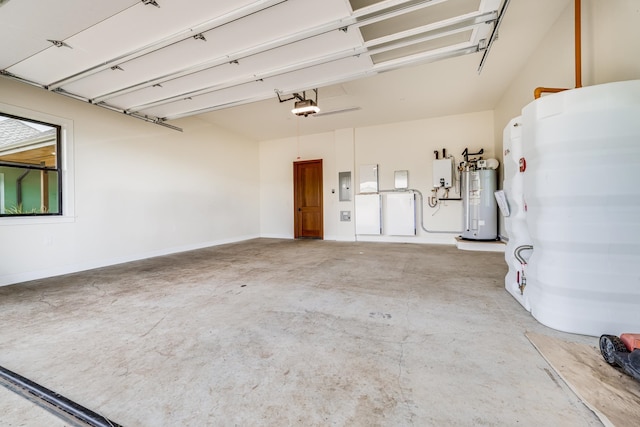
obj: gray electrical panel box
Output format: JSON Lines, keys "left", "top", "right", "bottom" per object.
{"left": 338, "top": 171, "right": 351, "bottom": 201}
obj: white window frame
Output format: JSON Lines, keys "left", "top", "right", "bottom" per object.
{"left": 0, "top": 102, "right": 75, "bottom": 225}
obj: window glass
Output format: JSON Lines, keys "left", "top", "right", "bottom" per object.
{"left": 0, "top": 114, "right": 62, "bottom": 216}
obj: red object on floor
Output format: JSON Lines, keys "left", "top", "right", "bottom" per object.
{"left": 619, "top": 334, "right": 640, "bottom": 351}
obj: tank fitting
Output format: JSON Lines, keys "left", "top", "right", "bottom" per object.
{"left": 519, "top": 271, "right": 527, "bottom": 295}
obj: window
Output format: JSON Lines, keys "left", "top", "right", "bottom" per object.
{"left": 0, "top": 112, "right": 62, "bottom": 216}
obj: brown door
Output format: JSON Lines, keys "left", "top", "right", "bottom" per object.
{"left": 293, "top": 159, "right": 323, "bottom": 239}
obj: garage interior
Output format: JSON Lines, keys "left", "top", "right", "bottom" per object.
{"left": 1, "top": 0, "right": 639, "bottom": 426}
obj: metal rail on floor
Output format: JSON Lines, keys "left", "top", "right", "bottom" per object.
{"left": 0, "top": 364, "right": 122, "bottom": 427}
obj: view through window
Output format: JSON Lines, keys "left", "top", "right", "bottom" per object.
{"left": 0, "top": 113, "right": 62, "bottom": 216}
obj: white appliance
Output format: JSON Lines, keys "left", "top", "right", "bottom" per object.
{"left": 355, "top": 194, "right": 381, "bottom": 235}
{"left": 385, "top": 192, "right": 416, "bottom": 236}
{"left": 461, "top": 168, "right": 497, "bottom": 240}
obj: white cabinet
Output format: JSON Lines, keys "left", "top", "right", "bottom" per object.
{"left": 385, "top": 193, "right": 416, "bottom": 236}
{"left": 355, "top": 194, "right": 381, "bottom": 235}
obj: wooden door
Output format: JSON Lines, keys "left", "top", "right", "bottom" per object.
{"left": 293, "top": 159, "right": 323, "bottom": 239}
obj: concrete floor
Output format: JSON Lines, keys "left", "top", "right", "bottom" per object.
{"left": 0, "top": 238, "right": 602, "bottom": 426}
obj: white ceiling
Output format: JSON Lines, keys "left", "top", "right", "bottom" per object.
{"left": 0, "top": 0, "right": 570, "bottom": 140}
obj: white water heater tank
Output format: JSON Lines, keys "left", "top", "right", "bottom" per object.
{"left": 522, "top": 80, "right": 640, "bottom": 336}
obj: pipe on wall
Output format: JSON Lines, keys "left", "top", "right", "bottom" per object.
{"left": 533, "top": 0, "right": 582, "bottom": 99}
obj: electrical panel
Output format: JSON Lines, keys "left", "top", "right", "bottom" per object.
{"left": 433, "top": 158, "right": 454, "bottom": 188}
{"left": 338, "top": 171, "right": 351, "bottom": 201}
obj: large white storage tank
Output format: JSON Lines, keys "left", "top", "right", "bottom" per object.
{"left": 502, "top": 117, "right": 533, "bottom": 311}
{"left": 521, "top": 80, "right": 640, "bottom": 336}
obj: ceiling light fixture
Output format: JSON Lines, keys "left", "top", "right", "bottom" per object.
{"left": 276, "top": 89, "right": 320, "bottom": 117}
{"left": 291, "top": 99, "right": 319, "bottom": 117}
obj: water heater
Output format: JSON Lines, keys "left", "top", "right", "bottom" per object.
{"left": 461, "top": 168, "right": 497, "bottom": 240}
{"left": 432, "top": 158, "right": 454, "bottom": 188}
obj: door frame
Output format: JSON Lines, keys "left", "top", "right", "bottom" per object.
{"left": 293, "top": 159, "right": 323, "bottom": 239}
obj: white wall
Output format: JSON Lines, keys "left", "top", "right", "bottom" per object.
{"left": 259, "top": 128, "right": 340, "bottom": 240}
{"left": 493, "top": 0, "right": 640, "bottom": 237}
{"left": 0, "top": 79, "right": 260, "bottom": 286}
{"left": 260, "top": 110, "right": 495, "bottom": 244}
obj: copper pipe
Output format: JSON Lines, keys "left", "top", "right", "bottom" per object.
{"left": 534, "top": 0, "right": 582, "bottom": 98}
{"left": 574, "top": 0, "right": 582, "bottom": 88}
{"left": 534, "top": 87, "right": 568, "bottom": 99}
